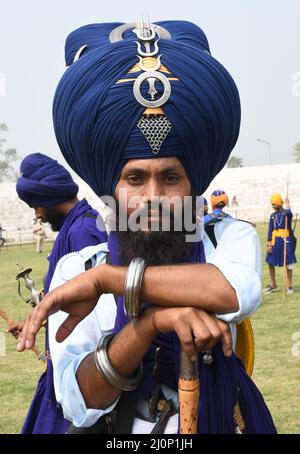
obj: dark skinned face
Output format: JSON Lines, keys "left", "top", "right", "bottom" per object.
{"left": 272, "top": 203, "right": 282, "bottom": 211}
{"left": 33, "top": 206, "right": 65, "bottom": 232}
{"left": 113, "top": 157, "right": 197, "bottom": 266}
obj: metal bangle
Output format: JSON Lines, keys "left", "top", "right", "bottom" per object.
{"left": 94, "top": 334, "right": 143, "bottom": 391}
{"left": 124, "top": 257, "right": 146, "bottom": 319}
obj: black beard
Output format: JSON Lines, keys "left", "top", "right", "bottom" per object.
{"left": 43, "top": 207, "right": 65, "bottom": 232}
{"left": 111, "top": 193, "right": 200, "bottom": 266}
{"left": 116, "top": 229, "right": 194, "bottom": 266}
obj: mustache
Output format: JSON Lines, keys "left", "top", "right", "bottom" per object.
{"left": 112, "top": 197, "right": 198, "bottom": 233}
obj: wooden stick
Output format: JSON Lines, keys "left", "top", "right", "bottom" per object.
{"left": 282, "top": 215, "right": 288, "bottom": 300}
{"left": 178, "top": 348, "right": 199, "bottom": 434}
{"left": 282, "top": 179, "right": 289, "bottom": 300}
{"left": 0, "top": 307, "right": 44, "bottom": 360}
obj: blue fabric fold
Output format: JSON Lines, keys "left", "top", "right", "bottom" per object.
{"left": 16, "top": 153, "right": 79, "bottom": 208}
{"left": 108, "top": 232, "right": 276, "bottom": 434}
{"left": 53, "top": 21, "right": 241, "bottom": 197}
{"left": 22, "top": 200, "right": 107, "bottom": 434}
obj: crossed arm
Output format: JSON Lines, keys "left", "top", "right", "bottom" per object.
{"left": 16, "top": 262, "right": 237, "bottom": 409}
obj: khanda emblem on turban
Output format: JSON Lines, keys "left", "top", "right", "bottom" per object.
{"left": 112, "top": 19, "right": 177, "bottom": 109}
{"left": 112, "top": 19, "right": 177, "bottom": 153}
{"left": 133, "top": 21, "right": 172, "bottom": 109}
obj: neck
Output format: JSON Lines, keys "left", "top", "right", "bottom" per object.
{"left": 56, "top": 197, "right": 80, "bottom": 217}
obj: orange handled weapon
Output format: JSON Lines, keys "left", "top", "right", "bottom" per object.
{"left": 0, "top": 307, "right": 46, "bottom": 362}
{"left": 178, "top": 349, "right": 200, "bottom": 434}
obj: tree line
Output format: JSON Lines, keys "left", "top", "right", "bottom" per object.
{"left": 227, "top": 142, "right": 300, "bottom": 168}
{"left": 1, "top": 122, "right": 300, "bottom": 175}
{"left": 0, "top": 123, "right": 20, "bottom": 182}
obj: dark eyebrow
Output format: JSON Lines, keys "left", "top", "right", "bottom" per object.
{"left": 124, "top": 165, "right": 184, "bottom": 175}
{"left": 123, "top": 168, "right": 148, "bottom": 175}
{"left": 158, "top": 166, "right": 184, "bottom": 174}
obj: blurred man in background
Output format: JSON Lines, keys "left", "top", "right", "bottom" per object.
{"left": 210, "top": 190, "right": 232, "bottom": 219}
{"left": 9, "top": 152, "right": 107, "bottom": 433}
{"left": 0, "top": 223, "right": 6, "bottom": 246}
{"left": 33, "top": 218, "right": 46, "bottom": 253}
{"left": 264, "top": 194, "right": 296, "bottom": 295}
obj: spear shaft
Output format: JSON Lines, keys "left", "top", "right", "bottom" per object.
{"left": 0, "top": 307, "right": 44, "bottom": 360}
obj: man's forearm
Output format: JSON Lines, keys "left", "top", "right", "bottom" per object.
{"left": 99, "top": 263, "right": 238, "bottom": 314}
{"left": 76, "top": 311, "right": 157, "bottom": 409}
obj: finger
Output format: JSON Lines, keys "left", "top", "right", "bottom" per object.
{"left": 175, "top": 324, "right": 197, "bottom": 361}
{"left": 56, "top": 315, "right": 83, "bottom": 343}
{"left": 190, "top": 319, "right": 216, "bottom": 352}
{"left": 194, "top": 337, "right": 216, "bottom": 353}
{"left": 217, "top": 320, "right": 232, "bottom": 357}
{"left": 17, "top": 317, "right": 30, "bottom": 351}
{"left": 195, "top": 312, "right": 222, "bottom": 350}
{"left": 23, "top": 313, "right": 38, "bottom": 350}
{"left": 31, "top": 297, "right": 59, "bottom": 335}
{"left": 7, "top": 325, "right": 17, "bottom": 333}
{"left": 11, "top": 329, "right": 20, "bottom": 339}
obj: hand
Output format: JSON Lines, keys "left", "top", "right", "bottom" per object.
{"left": 267, "top": 244, "right": 273, "bottom": 254}
{"left": 16, "top": 267, "right": 105, "bottom": 352}
{"left": 148, "top": 306, "right": 232, "bottom": 360}
{"left": 6, "top": 321, "right": 25, "bottom": 339}
{"left": 284, "top": 196, "right": 290, "bottom": 208}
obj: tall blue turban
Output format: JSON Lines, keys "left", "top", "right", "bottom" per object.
{"left": 53, "top": 20, "right": 241, "bottom": 197}
{"left": 16, "top": 153, "right": 79, "bottom": 207}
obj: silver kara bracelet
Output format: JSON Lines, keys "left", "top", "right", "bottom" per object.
{"left": 124, "top": 257, "right": 147, "bottom": 319}
{"left": 94, "top": 333, "right": 143, "bottom": 391}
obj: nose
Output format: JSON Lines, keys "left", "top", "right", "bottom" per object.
{"left": 142, "top": 180, "right": 164, "bottom": 204}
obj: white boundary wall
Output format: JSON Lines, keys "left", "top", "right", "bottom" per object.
{"left": 1, "top": 163, "right": 299, "bottom": 241}
{"left": 202, "top": 163, "right": 300, "bottom": 223}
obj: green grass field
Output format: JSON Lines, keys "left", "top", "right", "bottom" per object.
{"left": 0, "top": 225, "right": 299, "bottom": 434}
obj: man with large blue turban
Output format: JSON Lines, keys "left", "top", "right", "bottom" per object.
{"left": 17, "top": 21, "right": 276, "bottom": 434}
{"left": 13, "top": 152, "right": 107, "bottom": 434}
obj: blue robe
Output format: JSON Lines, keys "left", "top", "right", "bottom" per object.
{"left": 21, "top": 199, "right": 107, "bottom": 434}
{"left": 204, "top": 209, "right": 232, "bottom": 225}
{"left": 108, "top": 232, "right": 276, "bottom": 434}
{"left": 213, "top": 208, "right": 232, "bottom": 219}
{"left": 266, "top": 209, "right": 297, "bottom": 267}
{"left": 204, "top": 213, "right": 213, "bottom": 224}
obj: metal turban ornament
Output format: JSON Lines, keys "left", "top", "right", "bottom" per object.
{"left": 113, "top": 17, "right": 177, "bottom": 154}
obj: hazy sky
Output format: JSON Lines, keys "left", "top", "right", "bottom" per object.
{"left": 0, "top": 0, "right": 299, "bottom": 171}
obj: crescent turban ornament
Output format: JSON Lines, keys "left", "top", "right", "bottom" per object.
{"left": 53, "top": 20, "right": 241, "bottom": 197}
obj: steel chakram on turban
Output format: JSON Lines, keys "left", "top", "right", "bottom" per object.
{"left": 16, "top": 153, "right": 79, "bottom": 207}
{"left": 53, "top": 20, "right": 241, "bottom": 197}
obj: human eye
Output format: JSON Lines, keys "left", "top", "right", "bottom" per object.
{"left": 164, "top": 173, "right": 180, "bottom": 184}
{"left": 126, "top": 174, "right": 144, "bottom": 185}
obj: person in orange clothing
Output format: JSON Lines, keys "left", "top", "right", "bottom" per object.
{"left": 263, "top": 194, "right": 297, "bottom": 295}
{"left": 210, "top": 189, "right": 232, "bottom": 220}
